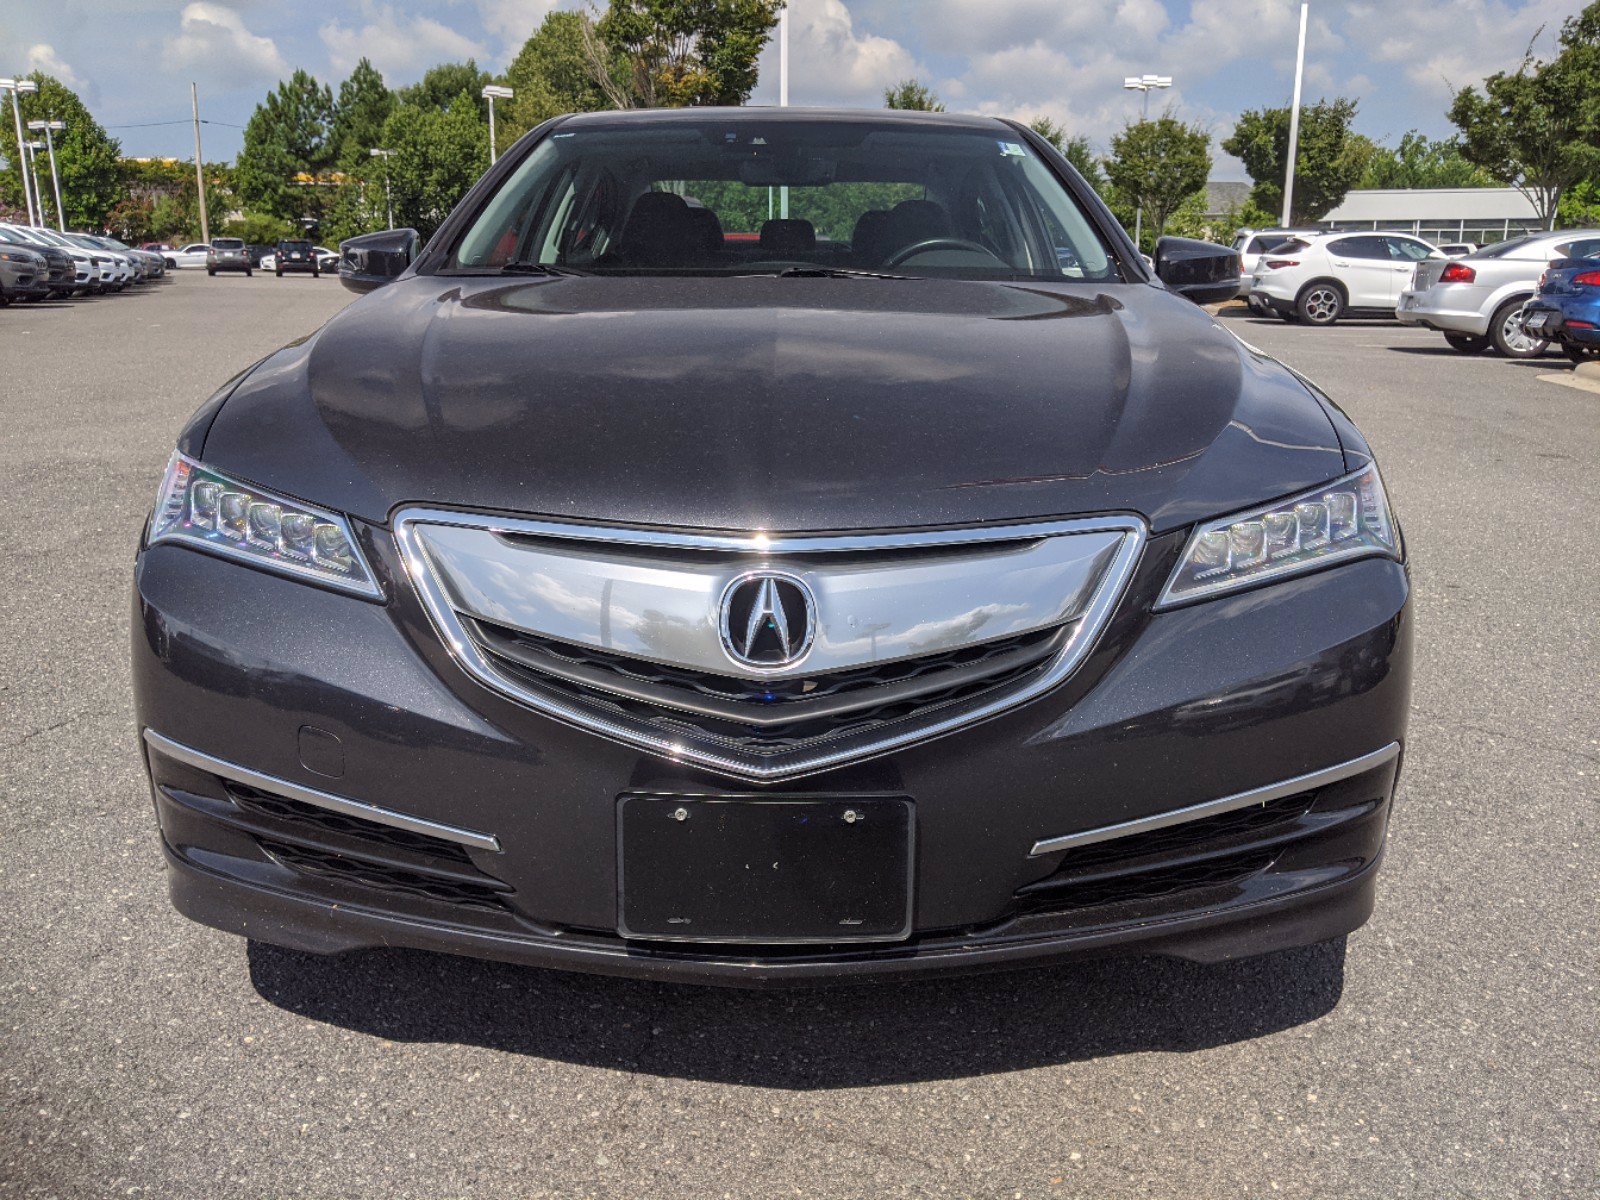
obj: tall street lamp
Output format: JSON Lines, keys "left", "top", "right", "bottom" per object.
{"left": 27, "top": 118, "right": 65, "bottom": 230}
{"left": 23, "top": 140, "right": 46, "bottom": 226}
{"left": 370, "top": 148, "right": 395, "bottom": 229}
{"left": 1281, "top": 2, "right": 1310, "bottom": 227}
{"left": 1122, "top": 73, "right": 1172, "bottom": 250}
{"left": 1, "top": 77, "right": 40, "bottom": 225}
{"left": 481, "top": 85, "right": 513, "bottom": 165}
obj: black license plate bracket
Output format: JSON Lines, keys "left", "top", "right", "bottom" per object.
{"left": 617, "top": 796, "right": 914, "bottom": 943}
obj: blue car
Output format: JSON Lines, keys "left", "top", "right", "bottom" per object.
{"left": 1522, "top": 235, "right": 1600, "bottom": 363}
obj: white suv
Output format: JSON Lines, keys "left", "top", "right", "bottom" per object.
{"left": 1232, "top": 228, "right": 1320, "bottom": 302}
{"left": 1250, "top": 232, "right": 1445, "bottom": 326}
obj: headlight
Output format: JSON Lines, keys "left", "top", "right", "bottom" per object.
{"left": 0, "top": 250, "right": 36, "bottom": 263}
{"left": 148, "top": 452, "right": 382, "bottom": 599}
{"left": 1158, "top": 463, "right": 1399, "bottom": 607}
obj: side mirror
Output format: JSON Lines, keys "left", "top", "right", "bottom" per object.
{"left": 1153, "top": 236, "right": 1241, "bottom": 306}
{"left": 338, "top": 228, "right": 421, "bottom": 294}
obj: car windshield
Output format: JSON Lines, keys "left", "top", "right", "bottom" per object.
{"left": 1471, "top": 235, "right": 1540, "bottom": 258}
{"left": 449, "top": 117, "right": 1119, "bottom": 281}
{"left": 213, "top": 239, "right": 244, "bottom": 250}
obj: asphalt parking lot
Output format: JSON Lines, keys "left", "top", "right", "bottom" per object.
{"left": 2, "top": 272, "right": 1596, "bottom": 1199}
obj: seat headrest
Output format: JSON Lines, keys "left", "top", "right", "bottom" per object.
{"left": 616, "top": 192, "right": 699, "bottom": 266}
{"left": 759, "top": 218, "right": 817, "bottom": 257}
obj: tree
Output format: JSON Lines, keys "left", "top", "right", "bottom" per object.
{"left": 331, "top": 58, "right": 394, "bottom": 167}
{"left": 502, "top": 11, "right": 611, "bottom": 143}
{"left": 1223, "top": 97, "right": 1363, "bottom": 224}
{"left": 585, "top": 0, "right": 781, "bottom": 109}
{"left": 147, "top": 168, "right": 229, "bottom": 242}
{"left": 1027, "top": 117, "right": 1105, "bottom": 193}
{"left": 884, "top": 79, "right": 943, "bottom": 111}
{"left": 1104, "top": 113, "right": 1212, "bottom": 249}
{"left": 235, "top": 70, "right": 337, "bottom": 224}
{"left": 397, "top": 61, "right": 492, "bottom": 115}
{"left": 0, "top": 72, "right": 122, "bottom": 229}
{"left": 1356, "top": 131, "right": 1494, "bottom": 189}
{"left": 1449, "top": 7, "right": 1600, "bottom": 228}
{"left": 376, "top": 92, "right": 490, "bottom": 238}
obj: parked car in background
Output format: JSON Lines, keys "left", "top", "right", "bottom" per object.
{"left": 0, "top": 238, "right": 51, "bottom": 304}
{"left": 317, "top": 248, "right": 339, "bottom": 273}
{"left": 1520, "top": 235, "right": 1600, "bottom": 364}
{"left": 273, "top": 239, "right": 322, "bottom": 276}
{"left": 168, "top": 243, "right": 211, "bottom": 269}
{"left": 0, "top": 231, "right": 77, "bottom": 298}
{"left": 1436, "top": 242, "right": 1478, "bottom": 258}
{"left": 12, "top": 225, "right": 108, "bottom": 292}
{"left": 1232, "top": 228, "right": 1319, "bottom": 302}
{"left": 1397, "top": 229, "right": 1600, "bottom": 357}
{"left": 207, "top": 238, "right": 253, "bottom": 276}
{"left": 93, "top": 236, "right": 165, "bottom": 279}
{"left": 260, "top": 244, "right": 333, "bottom": 273}
{"left": 1250, "top": 232, "right": 1445, "bottom": 325}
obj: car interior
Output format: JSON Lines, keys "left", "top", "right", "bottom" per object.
{"left": 451, "top": 122, "right": 1120, "bottom": 281}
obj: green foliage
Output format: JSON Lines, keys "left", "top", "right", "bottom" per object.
{"left": 1026, "top": 119, "right": 1106, "bottom": 195}
{"left": 0, "top": 72, "right": 123, "bottom": 228}
{"left": 223, "top": 212, "right": 296, "bottom": 244}
{"left": 145, "top": 168, "right": 229, "bottom": 243}
{"left": 1448, "top": 4, "right": 1600, "bottom": 228}
{"left": 235, "top": 70, "right": 337, "bottom": 223}
{"left": 1356, "top": 131, "right": 1495, "bottom": 189}
{"left": 397, "top": 61, "right": 492, "bottom": 115}
{"left": 1557, "top": 177, "right": 1600, "bottom": 226}
{"left": 1223, "top": 97, "right": 1363, "bottom": 224}
{"left": 883, "top": 79, "right": 943, "bottom": 111}
{"left": 668, "top": 180, "right": 923, "bottom": 241}
{"left": 1104, "top": 113, "right": 1212, "bottom": 249}
{"left": 591, "top": 0, "right": 781, "bottom": 108}
{"left": 331, "top": 59, "right": 394, "bottom": 167}
{"left": 376, "top": 93, "right": 490, "bottom": 239}
{"left": 502, "top": 11, "right": 611, "bottom": 144}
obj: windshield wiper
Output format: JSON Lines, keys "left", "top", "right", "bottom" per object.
{"left": 497, "top": 261, "right": 592, "bottom": 276}
{"left": 764, "top": 265, "right": 911, "bottom": 280}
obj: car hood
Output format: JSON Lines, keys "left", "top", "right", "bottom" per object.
{"left": 200, "top": 274, "right": 1346, "bottom": 535}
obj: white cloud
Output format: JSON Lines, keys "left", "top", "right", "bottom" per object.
{"left": 781, "top": 0, "right": 924, "bottom": 106}
{"left": 163, "top": 3, "right": 289, "bottom": 84}
{"left": 321, "top": 2, "right": 489, "bottom": 80}
{"left": 475, "top": 0, "right": 564, "bottom": 57}
{"left": 1346, "top": 0, "right": 1571, "bottom": 100}
{"left": 26, "top": 44, "right": 84, "bottom": 89}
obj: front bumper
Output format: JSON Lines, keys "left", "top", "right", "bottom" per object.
{"left": 133, "top": 531, "right": 1412, "bottom": 986}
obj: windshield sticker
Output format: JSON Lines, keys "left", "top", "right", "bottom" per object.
{"left": 998, "top": 141, "right": 1027, "bottom": 157}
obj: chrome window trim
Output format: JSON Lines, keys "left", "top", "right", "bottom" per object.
{"left": 143, "top": 729, "right": 502, "bottom": 853}
{"left": 393, "top": 508, "right": 1148, "bottom": 783}
{"left": 1028, "top": 742, "right": 1400, "bottom": 858}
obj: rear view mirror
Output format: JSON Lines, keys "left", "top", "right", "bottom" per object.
{"left": 1154, "top": 236, "right": 1241, "bottom": 306}
{"left": 338, "top": 228, "right": 421, "bottom": 294}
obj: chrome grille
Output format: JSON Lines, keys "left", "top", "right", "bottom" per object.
{"left": 396, "top": 510, "right": 1146, "bottom": 781}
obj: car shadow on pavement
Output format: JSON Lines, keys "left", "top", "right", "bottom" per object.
{"left": 247, "top": 937, "right": 1345, "bottom": 1087}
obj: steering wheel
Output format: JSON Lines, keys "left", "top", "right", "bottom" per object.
{"left": 883, "top": 237, "right": 999, "bottom": 267}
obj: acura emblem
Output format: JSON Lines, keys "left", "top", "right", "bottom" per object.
{"left": 720, "top": 572, "right": 815, "bottom": 669}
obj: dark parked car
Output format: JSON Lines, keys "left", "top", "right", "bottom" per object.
{"left": 0, "top": 238, "right": 51, "bottom": 303}
{"left": 207, "top": 237, "right": 252, "bottom": 276}
{"left": 274, "top": 238, "right": 320, "bottom": 276}
{"left": 0, "top": 236, "right": 74, "bottom": 298}
{"left": 134, "top": 108, "right": 1410, "bottom": 987}
{"left": 1521, "top": 235, "right": 1600, "bottom": 364}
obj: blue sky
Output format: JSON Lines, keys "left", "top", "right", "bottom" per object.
{"left": 1, "top": 0, "right": 1583, "bottom": 179}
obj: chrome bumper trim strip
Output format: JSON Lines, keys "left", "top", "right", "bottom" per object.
{"left": 142, "top": 729, "right": 502, "bottom": 853}
{"left": 1028, "top": 742, "right": 1400, "bottom": 858}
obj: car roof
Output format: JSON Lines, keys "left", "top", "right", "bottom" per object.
{"left": 556, "top": 105, "right": 1012, "bottom": 134}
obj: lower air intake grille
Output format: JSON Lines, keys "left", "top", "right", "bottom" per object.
{"left": 1015, "top": 850, "right": 1274, "bottom": 915}
{"left": 261, "top": 839, "right": 512, "bottom": 913}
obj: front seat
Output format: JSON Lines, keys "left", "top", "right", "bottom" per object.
{"left": 759, "top": 218, "right": 817, "bottom": 259}
{"left": 612, "top": 192, "right": 701, "bottom": 267}
{"left": 879, "top": 199, "right": 955, "bottom": 261}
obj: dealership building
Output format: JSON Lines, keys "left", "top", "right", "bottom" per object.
{"left": 1205, "top": 183, "right": 1546, "bottom": 246}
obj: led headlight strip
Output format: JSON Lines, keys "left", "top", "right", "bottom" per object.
{"left": 1158, "top": 463, "right": 1399, "bottom": 607}
{"left": 148, "top": 452, "right": 381, "bottom": 598}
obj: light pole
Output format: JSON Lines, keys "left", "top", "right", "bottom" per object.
{"left": 370, "top": 148, "right": 395, "bottom": 229}
{"left": 1281, "top": 1, "right": 1309, "bottom": 227}
{"left": 1, "top": 77, "right": 40, "bottom": 225}
{"left": 778, "top": 2, "right": 789, "bottom": 219}
{"left": 23, "top": 140, "right": 46, "bottom": 226}
{"left": 1122, "top": 73, "right": 1172, "bottom": 249}
{"left": 27, "top": 118, "right": 65, "bottom": 230}
{"left": 481, "top": 85, "right": 513, "bottom": 165}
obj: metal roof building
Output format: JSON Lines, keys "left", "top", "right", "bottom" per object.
{"left": 1320, "top": 187, "right": 1544, "bottom": 244}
